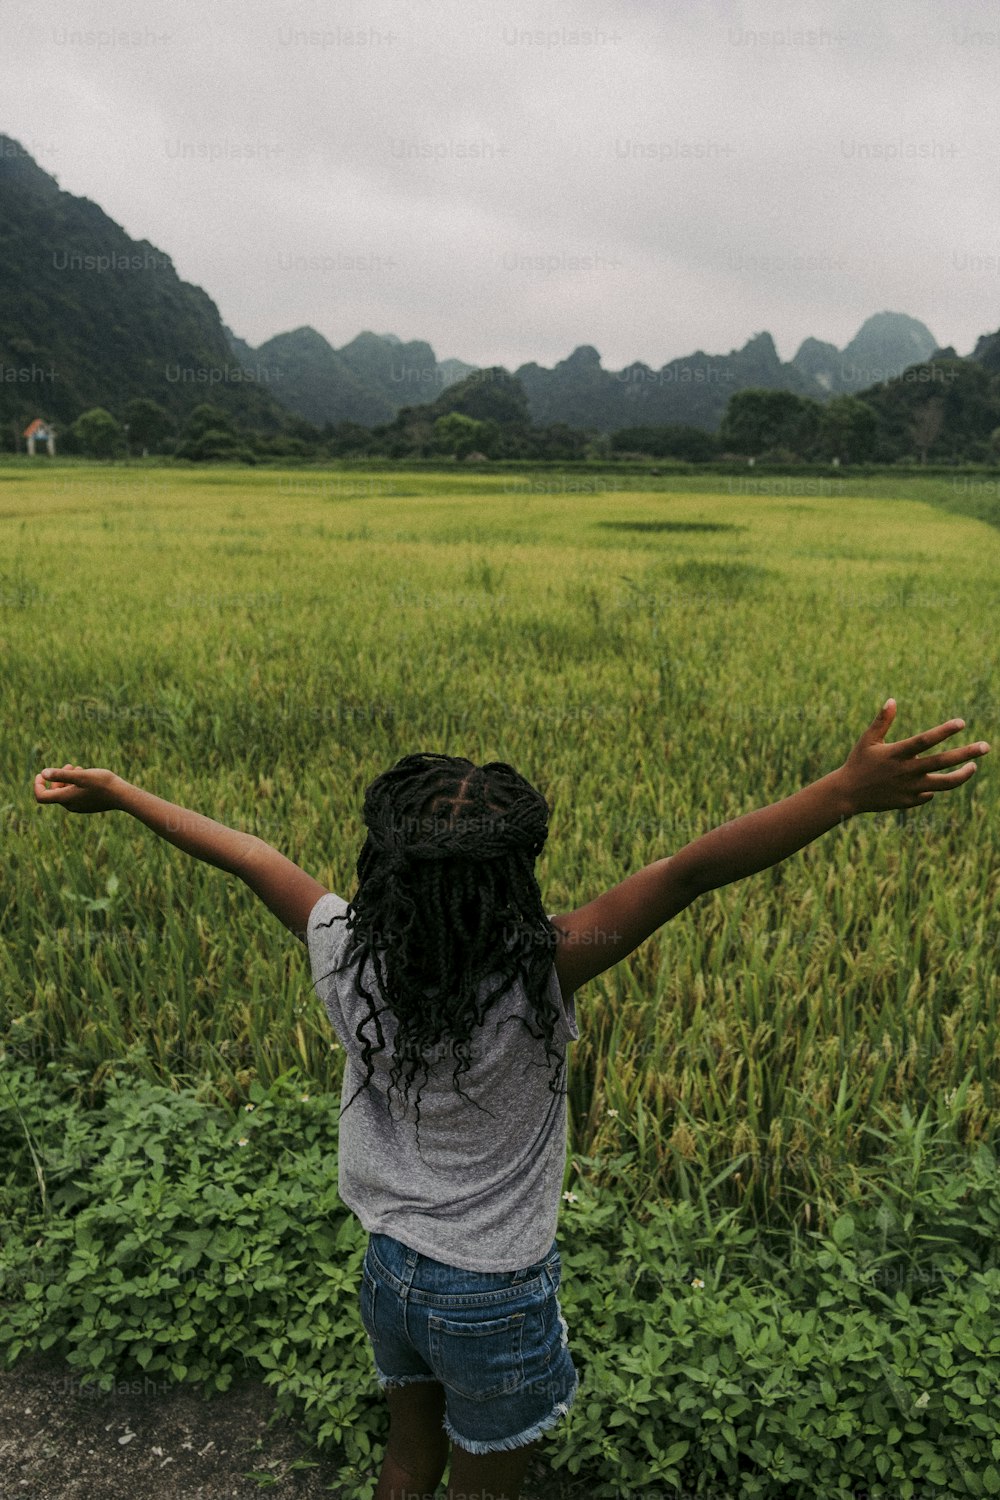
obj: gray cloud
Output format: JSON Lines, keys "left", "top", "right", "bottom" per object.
{"left": 5, "top": 0, "right": 999, "bottom": 370}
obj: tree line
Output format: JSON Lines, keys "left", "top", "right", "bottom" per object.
{"left": 24, "top": 355, "right": 1000, "bottom": 467}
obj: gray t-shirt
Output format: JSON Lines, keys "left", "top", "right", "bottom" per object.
{"left": 306, "top": 891, "right": 579, "bottom": 1272}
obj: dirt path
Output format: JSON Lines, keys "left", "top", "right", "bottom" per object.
{"left": 0, "top": 1352, "right": 572, "bottom": 1498}
{"left": 0, "top": 1351, "right": 350, "bottom": 1498}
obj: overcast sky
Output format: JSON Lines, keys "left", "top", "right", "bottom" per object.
{"left": 5, "top": 0, "right": 1000, "bottom": 371}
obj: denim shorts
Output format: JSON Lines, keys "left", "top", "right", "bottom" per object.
{"left": 360, "top": 1230, "right": 579, "bottom": 1455}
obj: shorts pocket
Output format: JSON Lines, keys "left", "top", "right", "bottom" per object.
{"left": 428, "top": 1309, "right": 526, "bottom": 1401}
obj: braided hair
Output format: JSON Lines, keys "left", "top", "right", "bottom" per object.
{"left": 330, "top": 752, "right": 566, "bottom": 1150}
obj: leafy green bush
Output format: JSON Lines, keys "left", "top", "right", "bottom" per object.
{"left": 0, "top": 1064, "right": 380, "bottom": 1491}
{"left": 3, "top": 1062, "right": 1000, "bottom": 1497}
{"left": 552, "top": 1182, "right": 1000, "bottom": 1495}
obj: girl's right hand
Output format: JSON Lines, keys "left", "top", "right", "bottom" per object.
{"left": 34, "top": 765, "right": 123, "bottom": 815}
{"left": 838, "top": 700, "right": 990, "bottom": 816}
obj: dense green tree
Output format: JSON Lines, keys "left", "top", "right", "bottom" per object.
{"left": 376, "top": 369, "right": 580, "bottom": 459}
{"left": 436, "top": 367, "right": 531, "bottom": 425}
{"left": 909, "top": 397, "right": 946, "bottom": 465}
{"left": 184, "top": 403, "right": 237, "bottom": 442}
{"left": 326, "top": 421, "right": 377, "bottom": 457}
{"left": 173, "top": 404, "right": 252, "bottom": 460}
{"left": 286, "top": 415, "right": 323, "bottom": 444}
{"left": 719, "top": 389, "right": 823, "bottom": 458}
{"left": 856, "top": 359, "right": 1000, "bottom": 463}
{"left": 818, "top": 396, "right": 879, "bottom": 463}
{"left": 253, "top": 434, "right": 311, "bottom": 458}
{"left": 549, "top": 425, "right": 593, "bottom": 460}
{"left": 611, "top": 425, "right": 719, "bottom": 461}
{"left": 123, "top": 397, "right": 173, "bottom": 456}
{"left": 175, "top": 427, "right": 256, "bottom": 463}
{"left": 432, "top": 412, "right": 490, "bottom": 458}
{"left": 71, "top": 407, "right": 124, "bottom": 459}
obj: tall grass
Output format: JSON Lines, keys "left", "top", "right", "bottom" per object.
{"left": 2, "top": 463, "right": 998, "bottom": 1238}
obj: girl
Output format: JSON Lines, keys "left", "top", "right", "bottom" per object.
{"left": 34, "top": 699, "right": 988, "bottom": 1500}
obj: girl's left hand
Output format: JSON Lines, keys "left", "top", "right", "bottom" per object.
{"left": 34, "top": 765, "right": 122, "bottom": 815}
{"left": 838, "top": 701, "right": 989, "bottom": 814}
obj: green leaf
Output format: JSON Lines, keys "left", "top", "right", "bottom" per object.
{"left": 663, "top": 1439, "right": 690, "bottom": 1464}
{"left": 831, "top": 1214, "right": 855, "bottom": 1247}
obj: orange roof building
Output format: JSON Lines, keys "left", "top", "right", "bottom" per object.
{"left": 23, "top": 418, "right": 56, "bottom": 455}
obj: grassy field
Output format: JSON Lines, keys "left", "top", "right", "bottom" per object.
{"left": 3, "top": 462, "right": 999, "bottom": 1236}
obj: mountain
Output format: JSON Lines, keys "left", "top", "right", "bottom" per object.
{"left": 222, "top": 323, "right": 257, "bottom": 367}
{"left": 416, "top": 365, "right": 532, "bottom": 426}
{"left": 791, "top": 337, "right": 842, "bottom": 393}
{"left": 510, "top": 317, "right": 942, "bottom": 433}
{"left": 0, "top": 135, "right": 966, "bottom": 443}
{"left": 249, "top": 327, "right": 394, "bottom": 427}
{"left": 0, "top": 133, "right": 289, "bottom": 439}
{"left": 225, "top": 314, "right": 943, "bottom": 436}
{"left": 372, "top": 331, "right": 476, "bottom": 385}
{"left": 437, "top": 357, "right": 479, "bottom": 389}
{"left": 836, "top": 311, "right": 939, "bottom": 390}
{"left": 820, "top": 316, "right": 1000, "bottom": 466}
{"left": 338, "top": 330, "right": 439, "bottom": 413}
{"left": 513, "top": 331, "right": 822, "bottom": 433}
{"left": 789, "top": 313, "right": 939, "bottom": 396}
{"left": 222, "top": 325, "right": 480, "bottom": 426}
{"left": 378, "top": 365, "right": 591, "bottom": 460}
{"left": 207, "top": 315, "right": 945, "bottom": 436}
{"left": 969, "top": 325, "right": 1000, "bottom": 374}
{"left": 516, "top": 344, "right": 608, "bottom": 427}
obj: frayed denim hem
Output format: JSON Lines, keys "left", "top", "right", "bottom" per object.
{"left": 374, "top": 1368, "right": 440, "bottom": 1392}
{"left": 443, "top": 1368, "right": 580, "bottom": 1456}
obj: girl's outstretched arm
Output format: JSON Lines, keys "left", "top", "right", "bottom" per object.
{"left": 666, "top": 698, "right": 989, "bottom": 894}
{"left": 33, "top": 765, "right": 328, "bottom": 942}
{"left": 550, "top": 699, "right": 990, "bottom": 1000}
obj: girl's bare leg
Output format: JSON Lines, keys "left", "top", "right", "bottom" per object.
{"left": 446, "top": 1435, "right": 541, "bottom": 1499}
{"left": 374, "top": 1382, "right": 450, "bottom": 1499}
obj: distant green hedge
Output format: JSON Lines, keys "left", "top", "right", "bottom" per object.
{"left": 3, "top": 1061, "right": 1000, "bottom": 1498}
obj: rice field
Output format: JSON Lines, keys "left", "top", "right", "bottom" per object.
{"left": 2, "top": 462, "right": 999, "bottom": 1235}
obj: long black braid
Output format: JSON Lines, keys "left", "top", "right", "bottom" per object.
{"left": 327, "top": 752, "right": 566, "bottom": 1152}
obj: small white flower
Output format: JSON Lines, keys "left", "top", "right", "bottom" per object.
{"left": 300, "top": 1094, "right": 310, "bottom": 1102}
{"left": 606, "top": 1108, "right": 619, "bottom": 1118}
{"left": 244, "top": 1103, "right": 255, "bottom": 1112}
{"left": 691, "top": 1277, "right": 705, "bottom": 1289}
{"left": 237, "top": 1137, "right": 249, "bottom": 1147}
{"left": 562, "top": 1191, "right": 578, "bottom": 1203}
